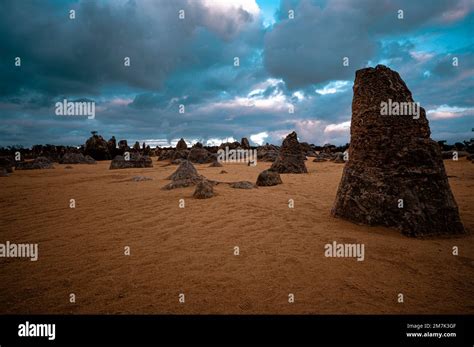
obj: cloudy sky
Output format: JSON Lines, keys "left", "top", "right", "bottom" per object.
{"left": 0, "top": 0, "right": 473, "bottom": 147}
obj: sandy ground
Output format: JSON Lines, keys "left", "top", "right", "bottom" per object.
{"left": 0, "top": 159, "right": 473, "bottom": 314}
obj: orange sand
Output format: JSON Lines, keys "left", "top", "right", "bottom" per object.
{"left": 0, "top": 159, "right": 473, "bottom": 314}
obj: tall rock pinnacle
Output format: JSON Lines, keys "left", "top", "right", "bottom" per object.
{"left": 332, "top": 65, "right": 465, "bottom": 237}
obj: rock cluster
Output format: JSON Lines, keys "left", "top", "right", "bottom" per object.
{"left": 16, "top": 156, "right": 54, "bottom": 170}
{"left": 59, "top": 153, "right": 96, "bottom": 164}
{"left": 219, "top": 141, "right": 241, "bottom": 150}
{"left": 109, "top": 153, "right": 153, "bottom": 169}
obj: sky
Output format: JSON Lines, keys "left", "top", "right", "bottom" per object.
{"left": 0, "top": 0, "right": 473, "bottom": 147}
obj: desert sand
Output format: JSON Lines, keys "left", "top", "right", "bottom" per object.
{"left": 0, "top": 159, "right": 473, "bottom": 314}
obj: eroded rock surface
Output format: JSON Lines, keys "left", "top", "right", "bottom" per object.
{"left": 332, "top": 65, "right": 465, "bottom": 237}
{"left": 270, "top": 131, "right": 307, "bottom": 173}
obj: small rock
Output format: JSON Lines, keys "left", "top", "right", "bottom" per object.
{"left": 209, "top": 161, "right": 223, "bottom": 167}
{"left": 256, "top": 169, "right": 282, "bottom": 186}
{"left": 131, "top": 176, "right": 153, "bottom": 182}
{"left": 230, "top": 181, "right": 255, "bottom": 189}
{"left": 193, "top": 180, "right": 214, "bottom": 199}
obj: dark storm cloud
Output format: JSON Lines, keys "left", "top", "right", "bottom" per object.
{"left": 264, "top": 0, "right": 473, "bottom": 88}
{"left": 0, "top": 0, "right": 262, "bottom": 98}
{"left": 0, "top": 0, "right": 472, "bottom": 147}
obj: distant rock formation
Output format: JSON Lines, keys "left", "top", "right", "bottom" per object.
{"left": 107, "top": 136, "right": 117, "bottom": 158}
{"left": 193, "top": 180, "right": 215, "bottom": 199}
{"left": 176, "top": 138, "right": 188, "bottom": 151}
{"left": 84, "top": 132, "right": 110, "bottom": 160}
{"left": 241, "top": 137, "right": 250, "bottom": 149}
{"left": 16, "top": 156, "right": 54, "bottom": 170}
{"left": 219, "top": 141, "right": 241, "bottom": 150}
{"left": 132, "top": 141, "right": 141, "bottom": 152}
{"left": 442, "top": 150, "right": 469, "bottom": 160}
{"left": 300, "top": 142, "right": 316, "bottom": 157}
{"left": 256, "top": 169, "right": 282, "bottom": 186}
{"left": 313, "top": 152, "right": 334, "bottom": 162}
{"left": 257, "top": 144, "right": 279, "bottom": 162}
{"left": 332, "top": 65, "right": 465, "bottom": 237}
{"left": 109, "top": 153, "right": 152, "bottom": 169}
{"left": 0, "top": 156, "right": 14, "bottom": 173}
{"left": 118, "top": 139, "right": 130, "bottom": 154}
{"left": 60, "top": 153, "right": 96, "bottom": 164}
{"left": 187, "top": 147, "right": 214, "bottom": 164}
{"left": 333, "top": 152, "right": 346, "bottom": 164}
{"left": 143, "top": 144, "right": 152, "bottom": 156}
{"left": 158, "top": 140, "right": 190, "bottom": 163}
{"left": 269, "top": 131, "right": 308, "bottom": 173}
